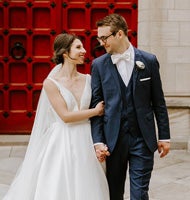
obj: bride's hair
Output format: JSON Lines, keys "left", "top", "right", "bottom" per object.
{"left": 52, "top": 33, "right": 79, "bottom": 64}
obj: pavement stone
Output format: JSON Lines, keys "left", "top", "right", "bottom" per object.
{"left": 0, "top": 146, "right": 190, "bottom": 200}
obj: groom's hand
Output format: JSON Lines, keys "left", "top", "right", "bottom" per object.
{"left": 158, "top": 141, "right": 170, "bottom": 158}
{"left": 94, "top": 143, "right": 110, "bottom": 162}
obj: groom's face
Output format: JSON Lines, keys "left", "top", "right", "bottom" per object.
{"left": 97, "top": 26, "right": 119, "bottom": 54}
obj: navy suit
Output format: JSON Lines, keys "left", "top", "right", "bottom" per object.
{"left": 90, "top": 47, "right": 170, "bottom": 200}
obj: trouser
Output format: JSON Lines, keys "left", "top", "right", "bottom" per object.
{"left": 106, "top": 133, "right": 154, "bottom": 200}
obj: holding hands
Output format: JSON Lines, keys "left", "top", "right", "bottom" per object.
{"left": 93, "top": 101, "right": 109, "bottom": 162}
{"left": 95, "top": 143, "right": 110, "bottom": 162}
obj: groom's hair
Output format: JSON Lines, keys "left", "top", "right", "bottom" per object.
{"left": 96, "top": 13, "right": 128, "bottom": 36}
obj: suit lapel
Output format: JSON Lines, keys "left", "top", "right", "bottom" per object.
{"left": 106, "top": 49, "right": 142, "bottom": 97}
{"left": 107, "top": 58, "right": 122, "bottom": 96}
{"left": 133, "top": 48, "right": 141, "bottom": 96}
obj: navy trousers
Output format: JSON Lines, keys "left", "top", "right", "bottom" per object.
{"left": 106, "top": 132, "right": 154, "bottom": 200}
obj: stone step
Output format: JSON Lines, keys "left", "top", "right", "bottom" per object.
{"left": 0, "top": 135, "right": 188, "bottom": 150}
{"left": 0, "top": 135, "right": 30, "bottom": 146}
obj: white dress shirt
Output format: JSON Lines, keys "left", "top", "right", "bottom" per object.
{"left": 112, "top": 43, "right": 134, "bottom": 87}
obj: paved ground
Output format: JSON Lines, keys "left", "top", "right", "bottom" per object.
{"left": 0, "top": 145, "right": 190, "bottom": 200}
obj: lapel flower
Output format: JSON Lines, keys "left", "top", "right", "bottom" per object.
{"left": 135, "top": 61, "right": 145, "bottom": 70}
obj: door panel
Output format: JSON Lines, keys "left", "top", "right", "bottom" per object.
{"left": 0, "top": 0, "right": 138, "bottom": 134}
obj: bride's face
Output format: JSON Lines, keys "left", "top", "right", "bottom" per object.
{"left": 68, "top": 39, "right": 86, "bottom": 65}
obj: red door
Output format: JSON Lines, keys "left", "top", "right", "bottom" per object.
{"left": 0, "top": 0, "right": 138, "bottom": 134}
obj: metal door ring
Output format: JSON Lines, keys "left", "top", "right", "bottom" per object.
{"left": 10, "top": 42, "right": 26, "bottom": 60}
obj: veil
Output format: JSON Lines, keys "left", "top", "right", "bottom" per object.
{"left": 3, "top": 64, "right": 62, "bottom": 199}
{"left": 27, "top": 63, "right": 62, "bottom": 148}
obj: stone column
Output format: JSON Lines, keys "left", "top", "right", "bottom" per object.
{"left": 138, "top": 0, "right": 190, "bottom": 150}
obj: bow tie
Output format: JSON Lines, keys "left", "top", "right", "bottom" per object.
{"left": 111, "top": 52, "right": 131, "bottom": 64}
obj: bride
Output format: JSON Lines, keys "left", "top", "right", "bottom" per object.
{"left": 3, "top": 33, "right": 109, "bottom": 200}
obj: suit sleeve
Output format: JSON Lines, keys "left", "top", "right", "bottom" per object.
{"left": 90, "top": 61, "right": 106, "bottom": 144}
{"left": 150, "top": 56, "right": 170, "bottom": 140}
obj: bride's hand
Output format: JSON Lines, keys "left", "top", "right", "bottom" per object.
{"left": 95, "top": 144, "right": 110, "bottom": 162}
{"left": 95, "top": 101, "right": 105, "bottom": 116}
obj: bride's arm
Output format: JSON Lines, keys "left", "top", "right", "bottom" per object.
{"left": 43, "top": 79, "right": 104, "bottom": 123}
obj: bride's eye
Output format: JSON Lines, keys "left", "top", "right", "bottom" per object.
{"left": 76, "top": 45, "right": 81, "bottom": 49}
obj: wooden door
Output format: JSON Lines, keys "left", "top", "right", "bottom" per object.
{"left": 0, "top": 0, "right": 138, "bottom": 134}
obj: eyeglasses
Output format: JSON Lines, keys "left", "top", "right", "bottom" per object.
{"left": 96, "top": 32, "right": 117, "bottom": 43}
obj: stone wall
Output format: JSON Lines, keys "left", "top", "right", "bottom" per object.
{"left": 138, "top": 0, "right": 190, "bottom": 150}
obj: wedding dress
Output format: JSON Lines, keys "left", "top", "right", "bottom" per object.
{"left": 3, "top": 64, "right": 109, "bottom": 200}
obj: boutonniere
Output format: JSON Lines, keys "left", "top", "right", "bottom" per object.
{"left": 135, "top": 61, "right": 145, "bottom": 70}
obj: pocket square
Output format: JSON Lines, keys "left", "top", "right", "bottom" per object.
{"left": 140, "top": 77, "right": 151, "bottom": 81}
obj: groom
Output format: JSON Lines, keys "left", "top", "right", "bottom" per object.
{"left": 90, "top": 14, "right": 170, "bottom": 200}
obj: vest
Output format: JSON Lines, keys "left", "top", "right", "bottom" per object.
{"left": 116, "top": 67, "right": 142, "bottom": 137}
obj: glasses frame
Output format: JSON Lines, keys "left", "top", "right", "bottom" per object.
{"left": 96, "top": 32, "right": 117, "bottom": 43}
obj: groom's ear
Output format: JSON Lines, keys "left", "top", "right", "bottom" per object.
{"left": 117, "top": 30, "right": 124, "bottom": 38}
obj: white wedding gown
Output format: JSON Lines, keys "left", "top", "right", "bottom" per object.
{"left": 3, "top": 73, "right": 109, "bottom": 200}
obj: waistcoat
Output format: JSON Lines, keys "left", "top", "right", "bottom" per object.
{"left": 116, "top": 67, "right": 141, "bottom": 137}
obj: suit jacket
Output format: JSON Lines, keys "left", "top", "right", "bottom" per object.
{"left": 90, "top": 47, "right": 170, "bottom": 153}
